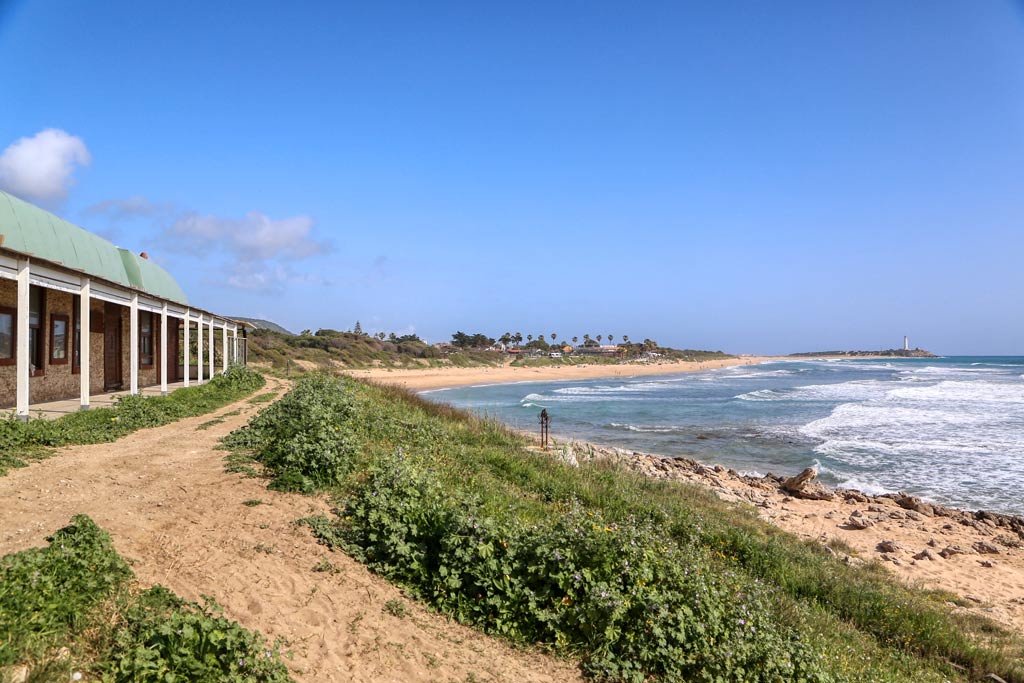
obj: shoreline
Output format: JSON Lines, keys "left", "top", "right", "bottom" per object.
{"left": 344, "top": 356, "right": 773, "bottom": 390}
{"left": 555, "top": 439, "right": 1024, "bottom": 633}
{"left": 342, "top": 354, "right": 1024, "bottom": 630}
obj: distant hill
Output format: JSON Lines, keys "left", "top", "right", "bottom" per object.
{"left": 232, "top": 317, "right": 295, "bottom": 336}
{"left": 789, "top": 349, "right": 938, "bottom": 358}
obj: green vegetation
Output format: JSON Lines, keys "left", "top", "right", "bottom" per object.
{"left": 248, "top": 327, "right": 504, "bottom": 371}
{"left": 0, "top": 366, "right": 265, "bottom": 476}
{"left": 224, "top": 374, "right": 1023, "bottom": 682}
{"left": 0, "top": 515, "right": 291, "bottom": 682}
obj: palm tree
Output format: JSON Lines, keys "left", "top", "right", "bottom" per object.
{"left": 597, "top": 335, "right": 603, "bottom": 344}
{"left": 584, "top": 334, "right": 591, "bottom": 342}
{"left": 622, "top": 334, "right": 629, "bottom": 344}
{"left": 514, "top": 332, "right": 522, "bottom": 347}
{"left": 550, "top": 333, "right": 557, "bottom": 344}
{"left": 527, "top": 334, "right": 533, "bottom": 343}
{"left": 608, "top": 334, "right": 614, "bottom": 344}
{"left": 572, "top": 336, "right": 578, "bottom": 345}
{"left": 539, "top": 334, "right": 546, "bottom": 344}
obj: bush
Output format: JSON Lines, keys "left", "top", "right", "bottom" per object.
{"left": 228, "top": 373, "right": 355, "bottom": 490}
{"left": 0, "top": 366, "right": 265, "bottom": 476}
{"left": 0, "top": 516, "right": 291, "bottom": 682}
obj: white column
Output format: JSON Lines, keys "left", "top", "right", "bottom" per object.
{"left": 129, "top": 293, "right": 139, "bottom": 394}
{"left": 232, "top": 326, "right": 238, "bottom": 366}
{"left": 183, "top": 311, "right": 191, "bottom": 387}
{"left": 79, "top": 278, "right": 91, "bottom": 410}
{"left": 160, "top": 302, "right": 168, "bottom": 395}
{"left": 15, "top": 259, "right": 30, "bottom": 421}
{"left": 222, "top": 323, "right": 228, "bottom": 374}
{"left": 208, "top": 317, "right": 214, "bottom": 379}
{"left": 196, "top": 312, "right": 204, "bottom": 384}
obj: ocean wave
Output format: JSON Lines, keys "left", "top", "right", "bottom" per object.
{"left": 735, "top": 389, "right": 782, "bottom": 401}
{"left": 886, "top": 380, "right": 1024, "bottom": 404}
{"left": 607, "top": 422, "right": 687, "bottom": 434}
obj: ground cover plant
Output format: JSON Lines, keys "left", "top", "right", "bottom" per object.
{"left": 0, "top": 365, "right": 265, "bottom": 476}
{"left": 225, "top": 374, "right": 1024, "bottom": 683}
{"left": 0, "top": 515, "right": 291, "bottom": 683}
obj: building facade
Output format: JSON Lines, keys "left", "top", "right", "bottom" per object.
{"left": 0, "top": 190, "right": 246, "bottom": 418}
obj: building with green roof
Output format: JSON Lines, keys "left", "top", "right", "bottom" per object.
{"left": 0, "top": 190, "right": 247, "bottom": 418}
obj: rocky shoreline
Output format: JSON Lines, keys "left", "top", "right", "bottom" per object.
{"left": 553, "top": 440, "right": 1024, "bottom": 632}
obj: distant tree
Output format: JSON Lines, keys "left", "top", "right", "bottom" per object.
{"left": 300, "top": 329, "right": 311, "bottom": 336}
{"left": 388, "top": 332, "right": 398, "bottom": 342}
{"left": 550, "top": 333, "right": 557, "bottom": 343}
{"left": 608, "top": 334, "right": 614, "bottom": 344}
{"left": 499, "top": 332, "right": 512, "bottom": 347}
{"left": 514, "top": 332, "right": 522, "bottom": 347}
{"left": 584, "top": 334, "right": 591, "bottom": 342}
{"left": 597, "top": 335, "right": 603, "bottom": 344}
{"left": 377, "top": 332, "right": 386, "bottom": 341}
{"left": 353, "top": 321, "right": 363, "bottom": 335}
{"left": 538, "top": 334, "right": 546, "bottom": 344}
{"left": 622, "top": 334, "right": 629, "bottom": 344}
{"left": 527, "top": 334, "right": 533, "bottom": 343}
{"left": 572, "top": 336, "right": 578, "bottom": 345}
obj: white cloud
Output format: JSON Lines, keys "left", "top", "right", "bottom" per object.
{"left": 0, "top": 129, "right": 91, "bottom": 202}
{"left": 166, "top": 211, "right": 327, "bottom": 261}
{"left": 84, "top": 195, "right": 175, "bottom": 222}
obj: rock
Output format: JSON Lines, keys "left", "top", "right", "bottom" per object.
{"left": 979, "top": 560, "right": 996, "bottom": 568}
{"left": 905, "top": 510, "right": 924, "bottom": 521}
{"left": 927, "top": 538, "right": 938, "bottom": 547}
{"left": 846, "top": 515, "right": 874, "bottom": 530}
{"left": 877, "top": 540, "right": 902, "bottom": 553}
{"left": 914, "top": 548, "right": 941, "bottom": 561}
{"left": 842, "top": 555, "right": 865, "bottom": 566}
{"left": 972, "top": 541, "right": 999, "bottom": 554}
{"left": 843, "top": 490, "right": 869, "bottom": 503}
{"left": 939, "top": 545, "right": 970, "bottom": 559}
{"left": 895, "top": 494, "right": 934, "bottom": 517}
{"left": 782, "top": 467, "right": 817, "bottom": 493}
{"left": 7, "top": 666, "right": 28, "bottom": 683}
{"left": 791, "top": 483, "right": 835, "bottom": 501}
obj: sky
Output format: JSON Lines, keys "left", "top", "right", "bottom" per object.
{"left": 1, "top": 1, "right": 1022, "bottom": 355}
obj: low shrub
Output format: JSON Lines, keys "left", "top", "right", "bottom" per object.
{"left": 0, "top": 516, "right": 291, "bottom": 682}
{"left": 0, "top": 366, "right": 265, "bottom": 476}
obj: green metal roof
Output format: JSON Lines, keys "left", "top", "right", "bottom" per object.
{"left": 0, "top": 190, "right": 188, "bottom": 304}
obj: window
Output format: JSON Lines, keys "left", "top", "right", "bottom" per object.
{"left": 50, "top": 314, "right": 69, "bottom": 364}
{"left": 29, "top": 286, "right": 44, "bottom": 375}
{"left": 140, "top": 311, "right": 154, "bottom": 367}
{"left": 0, "top": 306, "right": 14, "bottom": 366}
{"left": 72, "top": 295, "right": 81, "bottom": 374}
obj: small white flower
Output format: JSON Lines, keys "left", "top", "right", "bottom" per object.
{"left": 72, "top": 673, "right": 83, "bottom": 681}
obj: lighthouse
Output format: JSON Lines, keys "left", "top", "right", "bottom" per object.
{"left": 904, "top": 336, "right": 909, "bottom": 351}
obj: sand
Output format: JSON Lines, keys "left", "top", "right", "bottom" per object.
{"left": 0, "top": 377, "right": 582, "bottom": 683}
{"left": 345, "top": 356, "right": 771, "bottom": 390}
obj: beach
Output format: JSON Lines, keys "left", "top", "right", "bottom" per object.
{"left": 344, "top": 356, "right": 771, "bottom": 390}
{"left": 377, "top": 356, "right": 1024, "bottom": 633}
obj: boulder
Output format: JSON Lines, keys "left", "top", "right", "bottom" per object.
{"left": 876, "top": 540, "right": 902, "bottom": 553}
{"left": 939, "top": 545, "right": 970, "bottom": 559}
{"left": 972, "top": 541, "right": 1000, "bottom": 555}
{"left": 914, "top": 548, "right": 940, "bottom": 561}
{"left": 782, "top": 467, "right": 818, "bottom": 493}
{"left": 846, "top": 515, "right": 874, "bottom": 530}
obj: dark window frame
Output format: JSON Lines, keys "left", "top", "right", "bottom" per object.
{"left": 0, "top": 305, "right": 15, "bottom": 367}
{"left": 29, "top": 286, "right": 45, "bottom": 377}
{"left": 71, "top": 295, "right": 81, "bottom": 374}
{"left": 50, "top": 313, "right": 70, "bottom": 365}
{"left": 140, "top": 310, "right": 155, "bottom": 369}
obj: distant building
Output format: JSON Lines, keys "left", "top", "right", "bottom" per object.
{"left": 0, "top": 190, "right": 247, "bottom": 418}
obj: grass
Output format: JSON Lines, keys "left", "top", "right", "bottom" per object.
{"left": 223, "top": 374, "right": 1024, "bottom": 683}
{"left": 0, "top": 515, "right": 291, "bottom": 682}
{"left": 248, "top": 392, "right": 279, "bottom": 404}
{"left": 0, "top": 366, "right": 265, "bottom": 477}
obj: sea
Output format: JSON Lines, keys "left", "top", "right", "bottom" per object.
{"left": 423, "top": 357, "right": 1024, "bottom": 517}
